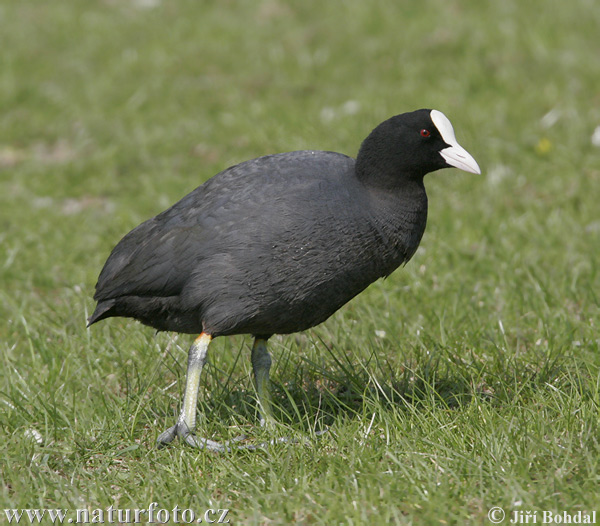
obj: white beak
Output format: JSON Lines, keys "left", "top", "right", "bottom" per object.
{"left": 431, "top": 109, "right": 481, "bottom": 175}
{"left": 440, "top": 143, "right": 481, "bottom": 174}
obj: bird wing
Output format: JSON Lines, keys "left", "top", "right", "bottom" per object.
{"left": 93, "top": 151, "right": 356, "bottom": 303}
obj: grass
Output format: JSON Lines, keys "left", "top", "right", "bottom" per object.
{"left": 1, "top": 0, "right": 600, "bottom": 523}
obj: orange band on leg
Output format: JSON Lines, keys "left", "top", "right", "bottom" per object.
{"left": 195, "top": 332, "right": 212, "bottom": 345}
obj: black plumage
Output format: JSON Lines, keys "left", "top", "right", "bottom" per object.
{"left": 88, "top": 108, "right": 480, "bottom": 449}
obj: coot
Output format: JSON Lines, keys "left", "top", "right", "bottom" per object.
{"left": 88, "top": 109, "right": 480, "bottom": 449}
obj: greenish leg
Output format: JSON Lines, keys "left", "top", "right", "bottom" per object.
{"left": 157, "top": 333, "right": 228, "bottom": 450}
{"left": 251, "top": 338, "right": 274, "bottom": 426}
{"left": 157, "top": 333, "right": 325, "bottom": 452}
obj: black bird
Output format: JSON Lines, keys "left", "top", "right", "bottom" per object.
{"left": 88, "top": 109, "right": 480, "bottom": 449}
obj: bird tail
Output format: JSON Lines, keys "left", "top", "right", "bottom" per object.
{"left": 87, "top": 299, "right": 117, "bottom": 327}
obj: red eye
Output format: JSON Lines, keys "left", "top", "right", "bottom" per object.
{"left": 420, "top": 129, "right": 431, "bottom": 137}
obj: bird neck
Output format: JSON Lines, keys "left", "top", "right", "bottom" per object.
{"left": 354, "top": 133, "right": 428, "bottom": 221}
{"left": 365, "top": 178, "right": 428, "bottom": 230}
{"left": 362, "top": 176, "right": 429, "bottom": 268}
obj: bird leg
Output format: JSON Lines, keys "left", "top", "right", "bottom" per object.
{"left": 251, "top": 338, "right": 274, "bottom": 426}
{"left": 157, "top": 333, "right": 232, "bottom": 451}
{"left": 157, "top": 334, "right": 324, "bottom": 452}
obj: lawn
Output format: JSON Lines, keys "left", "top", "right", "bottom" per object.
{"left": 1, "top": 0, "right": 599, "bottom": 524}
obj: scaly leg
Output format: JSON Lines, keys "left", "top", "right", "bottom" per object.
{"left": 246, "top": 337, "right": 327, "bottom": 450}
{"left": 251, "top": 337, "right": 274, "bottom": 426}
{"left": 157, "top": 333, "right": 229, "bottom": 451}
{"left": 157, "top": 334, "right": 325, "bottom": 451}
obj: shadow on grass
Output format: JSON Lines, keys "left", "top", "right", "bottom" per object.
{"left": 56, "top": 329, "right": 586, "bottom": 450}
{"left": 156, "top": 336, "right": 580, "bottom": 435}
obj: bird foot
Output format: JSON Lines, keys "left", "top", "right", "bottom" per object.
{"left": 157, "top": 421, "right": 328, "bottom": 451}
{"left": 237, "top": 427, "right": 329, "bottom": 450}
{"left": 156, "top": 422, "right": 247, "bottom": 452}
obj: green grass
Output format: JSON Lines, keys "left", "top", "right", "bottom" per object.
{"left": 1, "top": 0, "right": 600, "bottom": 523}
